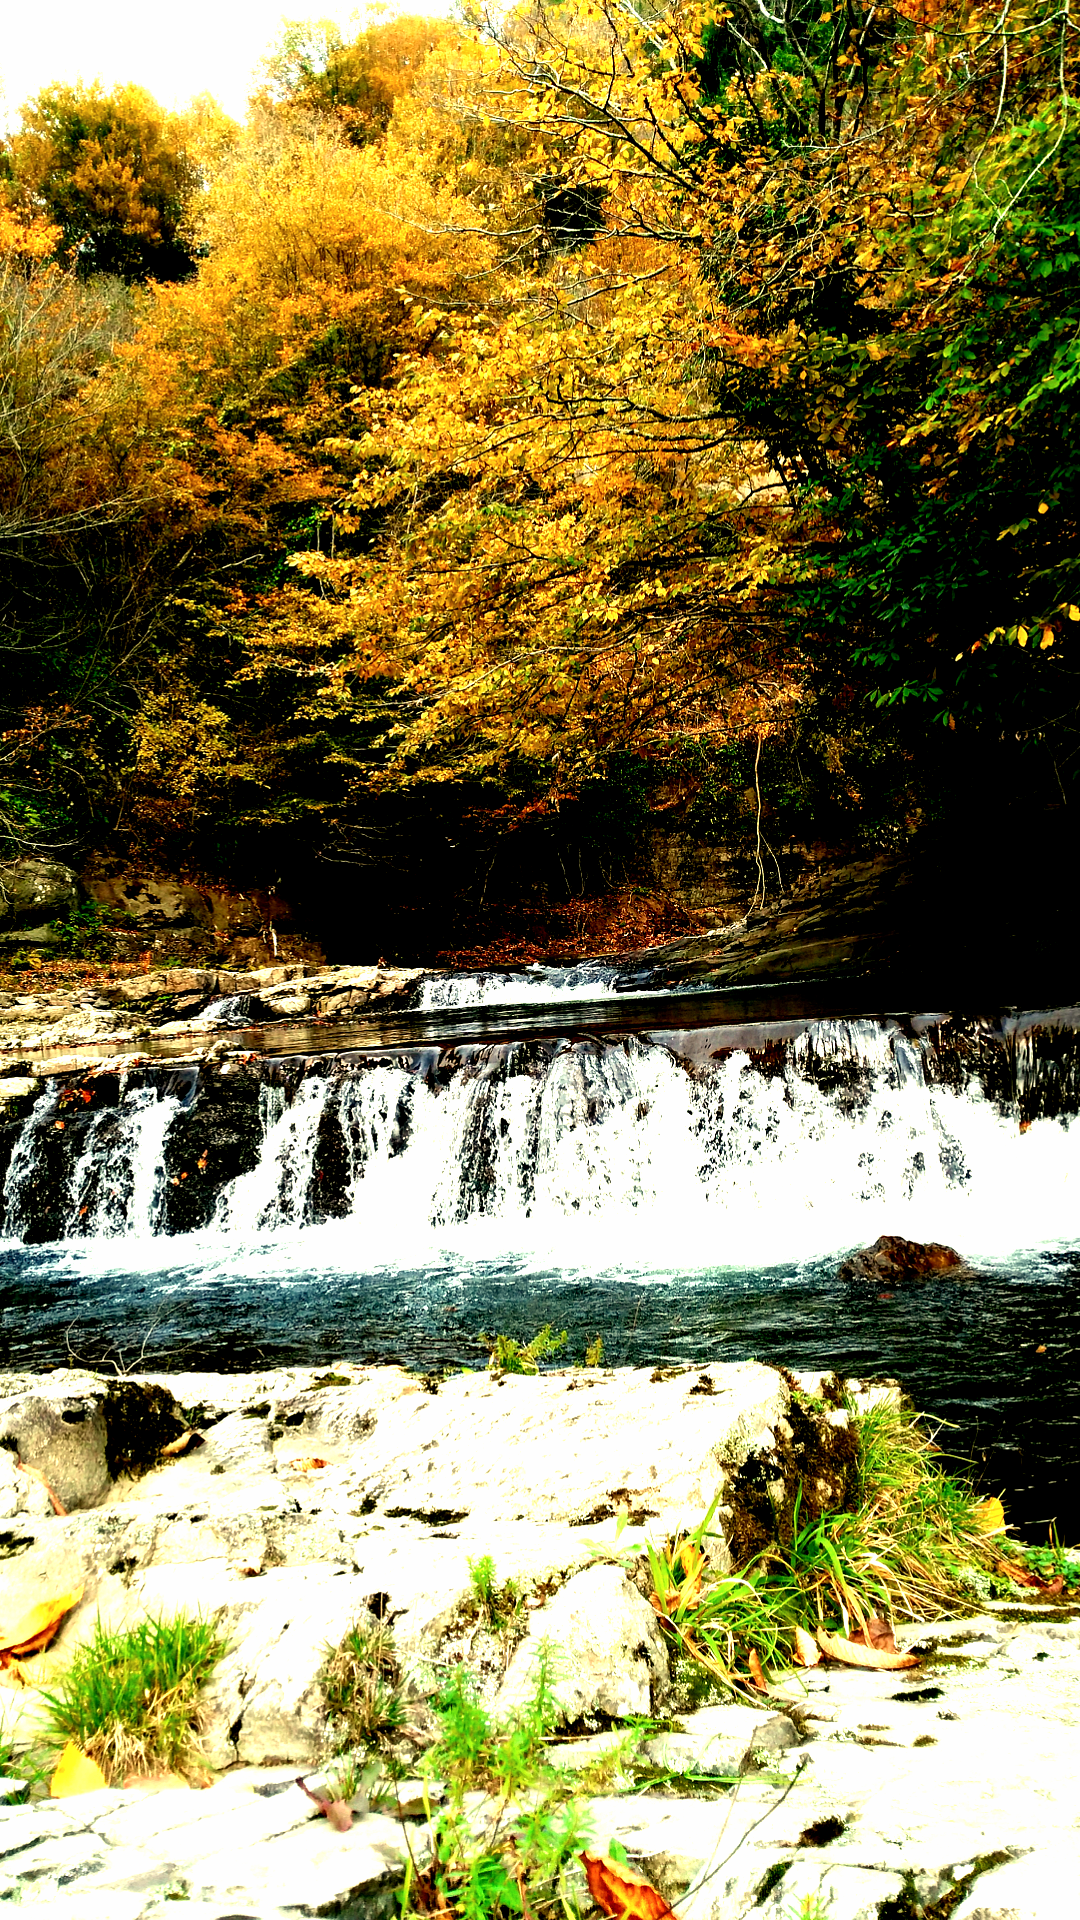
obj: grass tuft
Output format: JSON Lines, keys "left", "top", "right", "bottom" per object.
{"left": 639, "top": 1397, "right": 1002, "bottom": 1693}
{"left": 40, "top": 1613, "right": 227, "bottom": 1781}
{"left": 321, "top": 1619, "right": 407, "bottom": 1754}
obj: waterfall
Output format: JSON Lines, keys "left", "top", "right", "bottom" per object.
{"left": 416, "top": 958, "right": 698, "bottom": 1008}
{"left": 2, "top": 1081, "right": 62, "bottom": 1241}
{"left": 3, "top": 1013, "right": 1077, "bottom": 1267}
{"left": 66, "top": 1085, "right": 180, "bottom": 1238}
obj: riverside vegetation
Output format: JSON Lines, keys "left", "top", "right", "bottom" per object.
{"left": 1, "top": 1377, "right": 1050, "bottom": 1920}
{"left": 1, "top": 0, "right": 1078, "bottom": 942}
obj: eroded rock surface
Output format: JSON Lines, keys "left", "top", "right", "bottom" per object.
{"left": 0, "top": 1360, "right": 863, "bottom": 1762}
{"left": 1, "top": 1361, "right": 1078, "bottom": 1919}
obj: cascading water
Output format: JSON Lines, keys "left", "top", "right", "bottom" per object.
{"left": 2, "top": 1016, "right": 1077, "bottom": 1258}
{"left": 65, "top": 1085, "right": 180, "bottom": 1239}
{"left": 419, "top": 962, "right": 628, "bottom": 1009}
{"left": 2, "top": 1010, "right": 1079, "bottom": 1531}
{"left": 416, "top": 957, "right": 713, "bottom": 1008}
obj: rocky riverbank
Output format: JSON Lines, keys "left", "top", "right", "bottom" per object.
{"left": 0, "top": 962, "right": 423, "bottom": 1073}
{"left": 1, "top": 1361, "right": 1076, "bottom": 1919}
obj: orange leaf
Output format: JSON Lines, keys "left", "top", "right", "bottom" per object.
{"left": 51, "top": 1741, "right": 108, "bottom": 1796}
{"left": 817, "top": 1627, "right": 917, "bottom": 1670}
{"left": 1, "top": 1584, "right": 83, "bottom": 1656}
{"left": 294, "top": 1774, "right": 353, "bottom": 1831}
{"left": 15, "top": 1461, "right": 67, "bottom": 1515}
{"left": 581, "top": 1853, "right": 678, "bottom": 1920}
{"left": 748, "top": 1647, "right": 767, "bottom": 1691}
{"left": 792, "top": 1625, "right": 821, "bottom": 1667}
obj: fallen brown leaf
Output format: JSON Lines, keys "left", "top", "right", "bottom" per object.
{"left": 15, "top": 1461, "right": 67, "bottom": 1515}
{"left": 792, "top": 1625, "right": 822, "bottom": 1667}
{"left": 159, "top": 1430, "right": 197, "bottom": 1458}
{"left": 1, "top": 1584, "right": 84, "bottom": 1657}
{"left": 817, "top": 1627, "right": 918, "bottom": 1670}
{"left": 581, "top": 1853, "right": 679, "bottom": 1920}
{"left": 748, "top": 1647, "right": 768, "bottom": 1691}
{"left": 847, "top": 1614, "right": 901, "bottom": 1655}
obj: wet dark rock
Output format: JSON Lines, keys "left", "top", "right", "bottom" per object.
{"left": 721, "top": 1387, "right": 859, "bottom": 1566}
{"left": 102, "top": 1379, "right": 188, "bottom": 1479}
{"left": 837, "top": 1234, "right": 967, "bottom": 1285}
{"left": 160, "top": 1066, "right": 263, "bottom": 1233}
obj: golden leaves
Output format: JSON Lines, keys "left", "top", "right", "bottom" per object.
{"left": 816, "top": 1623, "right": 918, "bottom": 1671}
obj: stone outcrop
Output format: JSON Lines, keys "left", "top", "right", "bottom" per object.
{"left": 837, "top": 1234, "right": 968, "bottom": 1286}
{"left": 0, "top": 961, "right": 422, "bottom": 1067}
{"left": 0, "top": 1360, "right": 870, "bottom": 1763}
{"left": 0, "top": 858, "right": 81, "bottom": 947}
{"left": 1, "top": 1360, "right": 1077, "bottom": 1920}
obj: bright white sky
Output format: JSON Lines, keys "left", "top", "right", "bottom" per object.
{"left": 0, "top": 0, "right": 443, "bottom": 129}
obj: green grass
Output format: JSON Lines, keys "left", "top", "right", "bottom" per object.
{"left": 321, "top": 1619, "right": 407, "bottom": 1754}
{"left": 40, "top": 1613, "right": 228, "bottom": 1781}
{"left": 466, "top": 1556, "right": 524, "bottom": 1634}
{"left": 405, "top": 1651, "right": 593, "bottom": 1920}
{"left": 632, "top": 1397, "right": 1001, "bottom": 1693}
{"left": 481, "top": 1325, "right": 568, "bottom": 1376}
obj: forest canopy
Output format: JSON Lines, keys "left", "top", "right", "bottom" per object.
{"left": 1, "top": 0, "right": 1076, "bottom": 920}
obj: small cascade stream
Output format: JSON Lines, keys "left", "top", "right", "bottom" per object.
{"left": 2, "top": 1008, "right": 1080, "bottom": 1531}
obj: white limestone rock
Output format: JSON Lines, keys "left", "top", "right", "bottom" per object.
{"left": 496, "top": 1563, "right": 669, "bottom": 1723}
{"left": 952, "top": 1846, "right": 1080, "bottom": 1920}
{"left": 0, "top": 1381, "right": 111, "bottom": 1511}
{"left": 123, "top": 1561, "right": 379, "bottom": 1768}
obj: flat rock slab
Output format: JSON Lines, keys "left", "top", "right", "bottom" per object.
{"left": 0, "top": 1768, "right": 413, "bottom": 1916}
{"left": 3, "top": 1364, "right": 1080, "bottom": 1917}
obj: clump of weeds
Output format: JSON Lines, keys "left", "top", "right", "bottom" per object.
{"left": 481, "top": 1326, "right": 567, "bottom": 1377}
{"left": 603, "top": 1397, "right": 1005, "bottom": 1694}
{"left": 322, "top": 1619, "right": 408, "bottom": 1755}
{"left": 40, "top": 1613, "right": 227, "bottom": 1781}
{"left": 403, "top": 1649, "right": 593, "bottom": 1920}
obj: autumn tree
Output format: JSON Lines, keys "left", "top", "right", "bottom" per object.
{"left": 256, "top": 15, "right": 460, "bottom": 144}
{"left": 5, "top": 82, "right": 202, "bottom": 280}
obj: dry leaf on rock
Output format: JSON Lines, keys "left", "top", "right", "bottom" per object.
{"left": 792, "top": 1625, "right": 821, "bottom": 1667}
{"left": 283, "top": 1457, "right": 329, "bottom": 1472}
{"left": 51, "top": 1741, "right": 108, "bottom": 1796}
{"left": 847, "top": 1614, "right": 902, "bottom": 1654}
{"left": 581, "top": 1853, "right": 679, "bottom": 1920}
{"left": 15, "top": 1461, "right": 67, "bottom": 1515}
{"left": 1, "top": 1584, "right": 84, "bottom": 1659}
{"left": 817, "top": 1626, "right": 918, "bottom": 1670}
{"left": 295, "top": 1773, "right": 353, "bottom": 1830}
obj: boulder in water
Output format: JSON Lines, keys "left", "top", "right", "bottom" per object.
{"left": 837, "top": 1234, "right": 967, "bottom": 1285}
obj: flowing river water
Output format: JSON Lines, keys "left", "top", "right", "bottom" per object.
{"left": 2, "top": 970, "right": 1079, "bottom": 1538}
